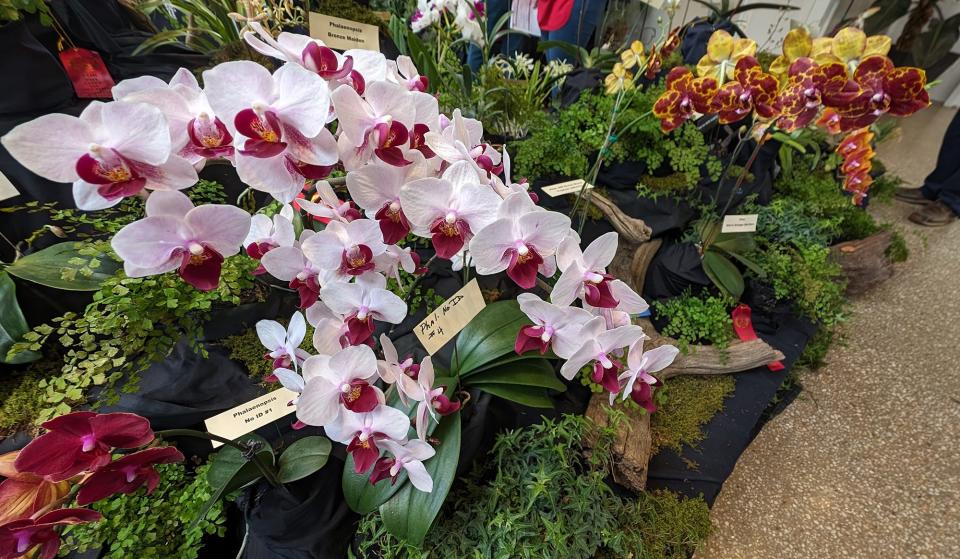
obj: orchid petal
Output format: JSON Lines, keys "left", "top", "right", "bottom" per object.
{"left": 1, "top": 114, "right": 95, "bottom": 182}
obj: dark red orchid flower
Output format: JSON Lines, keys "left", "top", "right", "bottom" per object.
{"left": 836, "top": 55, "right": 929, "bottom": 131}
{"left": 14, "top": 412, "right": 153, "bottom": 483}
{"left": 75, "top": 447, "right": 184, "bottom": 506}
{"left": 630, "top": 377, "right": 662, "bottom": 414}
{"left": 775, "top": 58, "right": 860, "bottom": 132}
{"left": 591, "top": 360, "right": 623, "bottom": 394}
{"left": 0, "top": 508, "right": 101, "bottom": 559}
{"left": 653, "top": 67, "right": 718, "bottom": 132}
{"left": 711, "top": 56, "right": 779, "bottom": 124}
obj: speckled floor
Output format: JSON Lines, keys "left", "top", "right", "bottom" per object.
{"left": 697, "top": 106, "right": 960, "bottom": 559}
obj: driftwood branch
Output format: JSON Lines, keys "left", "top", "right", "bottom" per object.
{"left": 585, "top": 395, "right": 651, "bottom": 490}
{"left": 589, "top": 192, "right": 653, "bottom": 244}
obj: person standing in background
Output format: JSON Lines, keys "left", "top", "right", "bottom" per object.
{"left": 538, "top": 0, "right": 608, "bottom": 63}
{"left": 896, "top": 110, "right": 960, "bottom": 226}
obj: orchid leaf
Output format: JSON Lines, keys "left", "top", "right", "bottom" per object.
{"left": 460, "top": 351, "right": 556, "bottom": 378}
{"left": 278, "top": 436, "right": 332, "bottom": 483}
{"left": 453, "top": 300, "right": 529, "bottom": 376}
{"left": 195, "top": 434, "right": 274, "bottom": 529}
{"left": 702, "top": 250, "right": 745, "bottom": 299}
{"left": 472, "top": 383, "right": 554, "bottom": 408}
{"left": 6, "top": 242, "right": 120, "bottom": 291}
{"left": 379, "top": 411, "right": 461, "bottom": 546}
{"left": 0, "top": 272, "right": 40, "bottom": 365}
{"left": 462, "top": 358, "right": 565, "bottom": 391}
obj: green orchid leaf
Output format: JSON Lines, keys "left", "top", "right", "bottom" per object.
{"left": 278, "top": 436, "right": 332, "bottom": 483}
{"left": 473, "top": 383, "right": 554, "bottom": 408}
{"left": 0, "top": 272, "right": 40, "bottom": 364}
{"left": 462, "top": 358, "right": 565, "bottom": 391}
{"left": 702, "top": 251, "right": 745, "bottom": 299}
{"left": 6, "top": 242, "right": 120, "bottom": 291}
{"left": 453, "top": 300, "right": 529, "bottom": 376}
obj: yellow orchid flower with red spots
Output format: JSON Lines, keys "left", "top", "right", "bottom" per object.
{"left": 620, "top": 40, "right": 646, "bottom": 69}
{"left": 769, "top": 27, "right": 813, "bottom": 84}
{"left": 813, "top": 27, "right": 892, "bottom": 69}
{"left": 696, "top": 29, "right": 756, "bottom": 83}
{"left": 711, "top": 56, "right": 779, "bottom": 124}
{"left": 653, "top": 67, "right": 718, "bottom": 132}
{"left": 834, "top": 55, "right": 929, "bottom": 132}
{"left": 604, "top": 62, "right": 635, "bottom": 95}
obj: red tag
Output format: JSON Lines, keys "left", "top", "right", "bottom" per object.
{"left": 731, "top": 304, "right": 785, "bottom": 371}
{"left": 59, "top": 48, "right": 115, "bottom": 99}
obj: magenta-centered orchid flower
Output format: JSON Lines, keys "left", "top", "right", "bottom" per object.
{"left": 112, "top": 68, "right": 235, "bottom": 165}
{"left": 614, "top": 340, "right": 678, "bottom": 411}
{"left": 553, "top": 232, "right": 641, "bottom": 309}
{"left": 400, "top": 160, "right": 501, "bottom": 259}
{"left": 411, "top": 357, "right": 460, "bottom": 441}
{"left": 262, "top": 229, "right": 328, "bottom": 309}
{"left": 203, "top": 61, "right": 338, "bottom": 202}
{"left": 75, "top": 446, "right": 185, "bottom": 506}
{"left": 469, "top": 192, "right": 570, "bottom": 288}
{"left": 295, "top": 346, "right": 385, "bottom": 427}
{"left": 424, "top": 109, "right": 501, "bottom": 179}
{"left": 376, "top": 334, "right": 421, "bottom": 405}
{"left": 514, "top": 293, "right": 594, "bottom": 358}
{"left": 332, "top": 81, "right": 416, "bottom": 167}
{"left": 558, "top": 317, "right": 645, "bottom": 387}
{"left": 301, "top": 218, "right": 387, "bottom": 278}
{"left": 244, "top": 205, "right": 295, "bottom": 274}
{"left": 0, "top": 508, "right": 102, "bottom": 559}
{"left": 244, "top": 23, "right": 355, "bottom": 80}
{"left": 325, "top": 405, "right": 411, "bottom": 474}
{"left": 369, "top": 439, "right": 436, "bottom": 492}
{"left": 319, "top": 273, "right": 407, "bottom": 346}
{"left": 111, "top": 190, "right": 250, "bottom": 291}
{"left": 295, "top": 181, "right": 362, "bottom": 224}
{"left": 256, "top": 311, "right": 310, "bottom": 378}
{"left": 14, "top": 412, "right": 153, "bottom": 483}
{"left": 374, "top": 245, "right": 418, "bottom": 284}
{"left": 306, "top": 302, "right": 351, "bottom": 355}
{"left": 391, "top": 56, "right": 429, "bottom": 92}
{"left": 347, "top": 159, "right": 434, "bottom": 244}
{"left": 0, "top": 100, "right": 197, "bottom": 210}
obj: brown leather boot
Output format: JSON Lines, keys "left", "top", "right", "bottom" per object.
{"left": 895, "top": 187, "right": 930, "bottom": 205}
{"left": 908, "top": 200, "right": 958, "bottom": 227}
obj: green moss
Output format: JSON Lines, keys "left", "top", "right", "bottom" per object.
{"left": 220, "top": 322, "right": 316, "bottom": 383}
{"left": 314, "top": 0, "right": 389, "bottom": 30}
{"left": 886, "top": 229, "right": 909, "bottom": 262}
{"left": 0, "top": 357, "right": 60, "bottom": 436}
{"left": 650, "top": 375, "right": 736, "bottom": 456}
{"left": 602, "top": 490, "right": 712, "bottom": 559}
{"left": 60, "top": 463, "right": 226, "bottom": 559}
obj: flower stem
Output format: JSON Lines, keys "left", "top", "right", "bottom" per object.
{"left": 156, "top": 429, "right": 282, "bottom": 488}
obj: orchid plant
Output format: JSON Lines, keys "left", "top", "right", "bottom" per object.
{"left": 1, "top": 24, "right": 675, "bottom": 547}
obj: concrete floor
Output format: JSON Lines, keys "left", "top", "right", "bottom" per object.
{"left": 697, "top": 105, "right": 960, "bottom": 559}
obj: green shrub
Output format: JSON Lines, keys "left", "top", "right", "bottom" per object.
{"left": 773, "top": 166, "right": 880, "bottom": 241}
{"left": 886, "top": 229, "right": 909, "bottom": 262}
{"left": 753, "top": 244, "right": 846, "bottom": 327}
{"left": 60, "top": 463, "right": 227, "bottom": 559}
{"left": 653, "top": 292, "right": 735, "bottom": 352}
{"left": 352, "top": 414, "right": 711, "bottom": 559}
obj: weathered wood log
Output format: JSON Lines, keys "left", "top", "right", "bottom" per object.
{"left": 582, "top": 320, "right": 785, "bottom": 492}
{"left": 589, "top": 192, "right": 653, "bottom": 244}
{"left": 830, "top": 230, "right": 894, "bottom": 296}
{"left": 585, "top": 392, "right": 652, "bottom": 490}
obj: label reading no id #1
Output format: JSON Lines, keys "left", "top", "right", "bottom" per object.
{"left": 204, "top": 388, "right": 298, "bottom": 448}
{"left": 721, "top": 214, "right": 759, "bottom": 233}
{"left": 309, "top": 13, "right": 380, "bottom": 52}
{"left": 541, "top": 179, "right": 594, "bottom": 197}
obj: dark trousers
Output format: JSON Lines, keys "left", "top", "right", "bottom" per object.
{"left": 921, "top": 109, "right": 960, "bottom": 215}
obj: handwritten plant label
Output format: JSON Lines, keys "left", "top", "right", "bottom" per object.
{"left": 721, "top": 214, "right": 759, "bottom": 233}
{"left": 204, "top": 388, "right": 298, "bottom": 448}
{"left": 415, "top": 278, "right": 486, "bottom": 354}
{"left": 542, "top": 179, "right": 594, "bottom": 198}
{"left": 308, "top": 13, "right": 380, "bottom": 52}
{"left": 0, "top": 171, "right": 19, "bottom": 202}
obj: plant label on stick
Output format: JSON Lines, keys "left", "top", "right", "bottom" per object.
{"left": 204, "top": 388, "right": 298, "bottom": 448}
{"left": 541, "top": 179, "right": 594, "bottom": 197}
{"left": 0, "top": 171, "right": 19, "bottom": 202}
{"left": 415, "top": 278, "right": 486, "bottom": 354}
{"left": 721, "top": 214, "right": 758, "bottom": 233}
{"left": 308, "top": 13, "right": 380, "bottom": 52}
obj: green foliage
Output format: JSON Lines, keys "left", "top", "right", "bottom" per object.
{"left": 869, "top": 171, "right": 901, "bottom": 204}
{"left": 60, "top": 463, "right": 227, "bottom": 559}
{"left": 653, "top": 292, "right": 735, "bottom": 351}
{"left": 774, "top": 165, "right": 880, "bottom": 241}
{"left": 650, "top": 376, "right": 736, "bottom": 456}
{"left": 220, "top": 322, "right": 315, "bottom": 383}
{"left": 886, "top": 230, "right": 909, "bottom": 263}
{"left": 512, "top": 87, "right": 719, "bottom": 183}
{"left": 10, "top": 254, "right": 258, "bottom": 423}
{"left": 752, "top": 244, "right": 846, "bottom": 326}
{"left": 754, "top": 199, "right": 840, "bottom": 248}
{"left": 0, "top": 271, "right": 39, "bottom": 364}
{"left": 385, "top": 266, "right": 444, "bottom": 315}
{"left": 795, "top": 327, "right": 837, "bottom": 371}
{"left": 352, "top": 414, "right": 711, "bottom": 559}
{"left": 0, "top": 0, "right": 50, "bottom": 24}
{"left": 0, "top": 355, "right": 61, "bottom": 435}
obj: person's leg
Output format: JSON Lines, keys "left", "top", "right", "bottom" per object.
{"left": 920, "top": 109, "right": 960, "bottom": 200}
{"left": 467, "top": 0, "right": 512, "bottom": 70}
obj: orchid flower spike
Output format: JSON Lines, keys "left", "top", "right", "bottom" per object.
{"left": 377, "top": 334, "right": 421, "bottom": 405}
{"left": 1, "top": 100, "right": 198, "bottom": 210}
{"left": 614, "top": 340, "right": 679, "bottom": 409}
{"left": 319, "top": 273, "right": 407, "bottom": 347}
{"left": 325, "top": 405, "right": 411, "bottom": 474}
{"left": 400, "top": 160, "right": 501, "bottom": 259}
{"left": 559, "top": 317, "right": 646, "bottom": 390}
{"left": 370, "top": 439, "right": 436, "bottom": 492}
{"left": 332, "top": 80, "right": 416, "bottom": 167}
{"left": 244, "top": 204, "right": 296, "bottom": 274}
{"left": 262, "top": 229, "right": 328, "bottom": 309}
{"left": 469, "top": 192, "right": 570, "bottom": 288}
{"left": 412, "top": 356, "right": 460, "bottom": 441}
{"left": 515, "top": 293, "right": 594, "bottom": 358}
{"left": 203, "top": 61, "right": 338, "bottom": 202}
{"left": 111, "top": 190, "right": 250, "bottom": 291}
{"left": 256, "top": 311, "right": 310, "bottom": 378}
{"left": 295, "top": 346, "right": 384, "bottom": 427}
